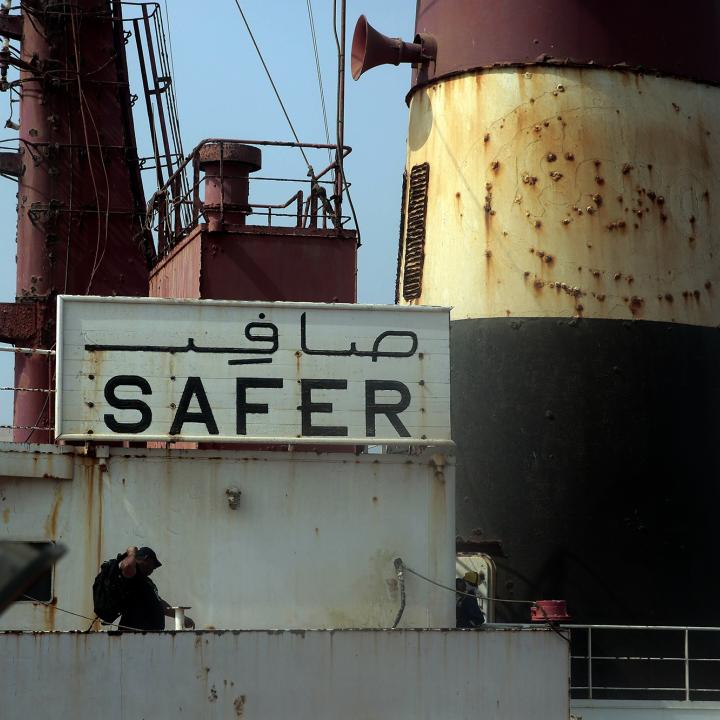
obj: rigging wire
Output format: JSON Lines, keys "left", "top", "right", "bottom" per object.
{"left": 332, "top": 0, "right": 361, "bottom": 243}
{"left": 62, "top": 14, "right": 73, "bottom": 295}
{"left": 82, "top": 86, "right": 112, "bottom": 289}
{"left": 19, "top": 2, "right": 49, "bottom": 42}
{"left": 391, "top": 558, "right": 406, "bottom": 629}
{"left": 305, "top": 0, "right": 331, "bottom": 162}
{"left": 22, "top": 594, "right": 146, "bottom": 633}
{"left": 19, "top": 339, "right": 55, "bottom": 442}
{"left": 153, "top": 6, "right": 191, "bottom": 227}
{"left": 402, "top": 562, "right": 535, "bottom": 606}
{"left": 163, "top": 0, "right": 178, "bottom": 81}
{"left": 157, "top": 4, "right": 190, "bottom": 225}
{"left": 397, "top": 560, "right": 571, "bottom": 643}
{"left": 21, "top": 392, "right": 49, "bottom": 442}
{"left": 67, "top": 6, "right": 108, "bottom": 295}
{"left": 230, "top": 0, "right": 312, "bottom": 172}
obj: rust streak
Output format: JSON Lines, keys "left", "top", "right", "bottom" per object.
{"left": 97, "top": 471, "right": 104, "bottom": 572}
{"left": 44, "top": 597, "right": 57, "bottom": 632}
{"left": 44, "top": 484, "right": 64, "bottom": 540}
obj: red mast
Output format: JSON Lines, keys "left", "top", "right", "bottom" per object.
{"left": 0, "top": 0, "right": 151, "bottom": 442}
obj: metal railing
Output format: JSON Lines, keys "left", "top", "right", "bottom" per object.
{"left": 567, "top": 624, "right": 720, "bottom": 702}
{"left": 146, "top": 138, "right": 353, "bottom": 257}
{"left": 121, "top": 7, "right": 359, "bottom": 257}
{"left": 0, "top": 345, "right": 55, "bottom": 434}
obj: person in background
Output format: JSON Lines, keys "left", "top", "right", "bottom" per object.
{"left": 118, "top": 546, "right": 195, "bottom": 631}
{"left": 456, "top": 570, "right": 486, "bottom": 628}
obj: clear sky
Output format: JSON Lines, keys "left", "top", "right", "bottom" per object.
{"left": 0, "top": 0, "right": 417, "bottom": 427}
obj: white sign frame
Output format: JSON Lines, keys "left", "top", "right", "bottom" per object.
{"left": 55, "top": 296, "right": 451, "bottom": 446}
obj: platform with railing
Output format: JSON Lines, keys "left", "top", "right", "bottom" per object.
{"left": 145, "top": 138, "right": 355, "bottom": 257}
{"left": 568, "top": 624, "right": 720, "bottom": 703}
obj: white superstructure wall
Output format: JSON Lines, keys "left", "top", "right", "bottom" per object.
{"left": 0, "top": 444, "right": 454, "bottom": 630}
{"left": 0, "top": 629, "right": 569, "bottom": 720}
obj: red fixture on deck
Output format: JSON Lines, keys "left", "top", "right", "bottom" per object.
{"left": 531, "top": 600, "right": 571, "bottom": 623}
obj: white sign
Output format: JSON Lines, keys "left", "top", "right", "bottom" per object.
{"left": 55, "top": 297, "right": 451, "bottom": 445}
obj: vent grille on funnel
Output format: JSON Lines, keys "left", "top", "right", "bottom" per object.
{"left": 395, "top": 170, "right": 408, "bottom": 304}
{"left": 402, "top": 162, "right": 430, "bottom": 301}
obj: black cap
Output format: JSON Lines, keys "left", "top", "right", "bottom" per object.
{"left": 136, "top": 547, "right": 162, "bottom": 567}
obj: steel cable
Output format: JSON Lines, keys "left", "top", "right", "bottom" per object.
{"left": 391, "top": 558, "right": 406, "bottom": 628}
{"left": 68, "top": 6, "right": 110, "bottom": 296}
{"left": 230, "top": 0, "right": 312, "bottom": 172}
{"left": 22, "top": 594, "right": 147, "bottom": 633}
{"left": 305, "top": 0, "right": 332, "bottom": 161}
{"left": 396, "top": 559, "right": 571, "bottom": 643}
{"left": 153, "top": 5, "right": 191, "bottom": 226}
{"left": 332, "top": 0, "right": 361, "bottom": 242}
{"left": 402, "top": 562, "right": 534, "bottom": 605}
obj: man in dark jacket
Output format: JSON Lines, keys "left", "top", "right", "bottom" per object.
{"left": 456, "top": 571, "right": 486, "bottom": 628}
{"left": 117, "top": 546, "right": 194, "bottom": 631}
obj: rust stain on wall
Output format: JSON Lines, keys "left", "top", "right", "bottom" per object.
{"left": 406, "top": 67, "right": 720, "bottom": 323}
{"left": 44, "top": 597, "right": 57, "bottom": 631}
{"left": 85, "top": 462, "right": 94, "bottom": 548}
{"left": 96, "top": 471, "right": 104, "bottom": 572}
{"left": 44, "top": 483, "right": 64, "bottom": 539}
{"left": 81, "top": 460, "right": 105, "bottom": 622}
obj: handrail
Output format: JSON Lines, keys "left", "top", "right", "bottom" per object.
{"left": 0, "top": 345, "right": 56, "bottom": 356}
{"left": 152, "top": 137, "right": 351, "bottom": 202}
{"left": 564, "top": 624, "right": 720, "bottom": 702}
{"left": 564, "top": 623, "right": 720, "bottom": 632}
{"left": 146, "top": 138, "right": 354, "bottom": 257}
{"left": 0, "top": 346, "right": 55, "bottom": 433}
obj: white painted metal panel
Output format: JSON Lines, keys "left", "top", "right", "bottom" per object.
{"left": 55, "top": 296, "right": 451, "bottom": 445}
{"left": 0, "top": 629, "right": 569, "bottom": 720}
{"left": 0, "top": 444, "right": 454, "bottom": 631}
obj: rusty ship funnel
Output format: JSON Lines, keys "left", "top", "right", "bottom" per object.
{"left": 358, "top": 0, "right": 720, "bottom": 627}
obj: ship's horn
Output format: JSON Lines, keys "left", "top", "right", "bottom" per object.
{"left": 351, "top": 15, "right": 437, "bottom": 80}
